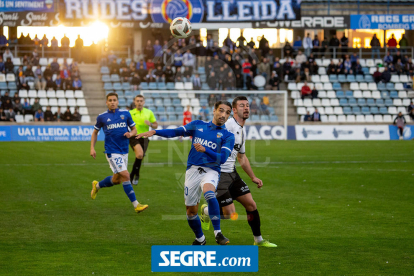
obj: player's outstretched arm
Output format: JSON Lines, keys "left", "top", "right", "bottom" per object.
{"left": 137, "top": 127, "right": 187, "bottom": 139}
{"left": 90, "top": 129, "right": 99, "bottom": 159}
{"left": 237, "top": 153, "right": 263, "bottom": 188}
{"left": 136, "top": 130, "right": 156, "bottom": 139}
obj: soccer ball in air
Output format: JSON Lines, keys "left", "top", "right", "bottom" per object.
{"left": 170, "top": 17, "right": 192, "bottom": 38}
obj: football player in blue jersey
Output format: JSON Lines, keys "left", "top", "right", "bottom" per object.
{"left": 136, "top": 101, "right": 235, "bottom": 245}
{"left": 90, "top": 93, "right": 148, "bottom": 213}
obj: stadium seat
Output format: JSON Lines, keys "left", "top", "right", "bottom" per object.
{"left": 325, "top": 107, "right": 334, "bottom": 115}
{"left": 356, "top": 75, "right": 365, "bottom": 82}
{"left": 148, "top": 82, "right": 157, "bottom": 90}
{"left": 76, "top": 99, "right": 86, "bottom": 106}
{"left": 157, "top": 82, "right": 166, "bottom": 90}
{"left": 65, "top": 90, "right": 74, "bottom": 98}
{"left": 388, "top": 106, "right": 398, "bottom": 114}
{"left": 402, "top": 99, "right": 411, "bottom": 106}
{"left": 58, "top": 99, "right": 67, "bottom": 106}
{"left": 363, "top": 91, "right": 372, "bottom": 98}
{"left": 291, "top": 91, "right": 300, "bottom": 99}
{"left": 118, "top": 98, "right": 126, "bottom": 106}
{"left": 393, "top": 99, "right": 403, "bottom": 106}
{"left": 346, "top": 75, "right": 355, "bottom": 82}
{"left": 39, "top": 58, "right": 48, "bottom": 66}
{"left": 357, "top": 98, "right": 366, "bottom": 106}
{"left": 168, "top": 114, "right": 178, "bottom": 121}
{"left": 361, "top": 106, "right": 370, "bottom": 114}
{"left": 8, "top": 82, "right": 17, "bottom": 90}
{"left": 376, "top": 99, "right": 385, "bottom": 106}
{"left": 19, "top": 90, "right": 28, "bottom": 98}
{"left": 332, "top": 82, "right": 342, "bottom": 90}
{"left": 154, "top": 98, "right": 163, "bottom": 106}
{"left": 370, "top": 107, "right": 379, "bottom": 114}
{"left": 68, "top": 99, "right": 77, "bottom": 107}
{"left": 381, "top": 91, "right": 390, "bottom": 98}
{"left": 366, "top": 59, "right": 375, "bottom": 67}
{"left": 398, "top": 91, "right": 408, "bottom": 98}
{"left": 356, "top": 115, "right": 365, "bottom": 122}
{"left": 339, "top": 99, "right": 348, "bottom": 106}
{"left": 330, "top": 99, "right": 340, "bottom": 106}
{"left": 122, "top": 83, "right": 131, "bottom": 90}
{"left": 175, "top": 82, "right": 184, "bottom": 90}
{"left": 81, "top": 115, "right": 91, "bottom": 123}
{"left": 348, "top": 98, "right": 357, "bottom": 106}
{"left": 364, "top": 75, "right": 374, "bottom": 83}
{"left": 318, "top": 91, "right": 327, "bottom": 98}
{"left": 386, "top": 83, "right": 395, "bottom": 90}
{"left": 371, "top": 91, "right": 381, "bottom": 99}
{"left": 345, "top": 90, "right": 353, "bottom": 98}
{"left": 391, "top": 75, "right": 400, "bottom": 83}
{"left": 24, "top": 114, "right": 34, "bottom": 122}
{"left": 384, "top": 99, "right": 393, "bottom": 106}
{"left": 318, "top": 67, "right": 326, "bottom": 75}
{"left": 74, "top": 90, "right": 84, "bottom": 98}
{"left": 166, "top": 82, "right": 175, "bottom": 90}
{"left": 297, "top": 107, "right": 307, "bottom": 115}
{"left": 399, "top": 75, "right": 409, "bottom": 83}
{"left": 365, "top": 115, "right": 374, "bottom": 122}
{"left": 287, "top": 83, "right": 297, "bottom": 90}
{"left": 359, "top": 83, "right": 368, "bottom": 90}
{"left": 303, "top": 99, "right": 312, "bottom": 107}
{"left": 350, "top": 82, "right": 359, "bottom": 90}
{"left": 334, "top": 106, "right": 343, "bottom": 114}
{"left": 46, "top": 90, "right": 55, "bottom": 98}
{"left": 338, "top": 75, "right": 346, "bottom": 83}
{"left": 328, "top": 115, "right": 337, "bottom": 122}
{"left": 251, "top": 115, "right": 260, "bottom": 122}
{"left": 311, "top": 75, "right": 320, "bottom": 83}
{"left": 104, "top": 83, "right": 113, "bottom": 90}
{"left": 314, "top": 83, "right": 323, "bottom": 90}
{"left": 337, "top": 115, "right": 346, "bottom": 122}
{"left": 377, "top": 83, "right": 386, "bottom": 91}
{"left": 383, "top": 115, "right": 393, "bottom": 122}
{"left": 390, "top": 91, "right": 398, "bottom": 98}
{"left": 346, "top": 115, "right": 356, "bottom": 122}
{"left": 395, "top": 83, "right": 404, "bottom": 90}
{"left": 39, "top": 98, "right": 49, "bottom": 106}
{"left": 28, "top": 90, "right": 37, "bottom": 98}
{"left": 15, "top": 114, "right": 24, "bottom": 123}
{"left": 323, "top": 83, "right": 333, "bottom": 90}
{"left": 140, "top": 82, "right": 149, "bottom": 90}
{"left": 184, "top": 82, "right": 193, "bottom": 90}
{"left": 110, "top": 74, "right": 120, "bottom": 82}
{"left": 270, "top": 115, "right": 279, "bottom": 121}
{"left": 181, "top": 98, "right": 190, "bottom": 106}
{"left": 321, "top": 115, "right": 328, "bottom": 122}
{"left": 260, "top": 115, "right": 270, "bottom": 121}
{"left": 352, "top": 107, "right": 361, "bottom": 114}
{"left": 6, "top": 74, "right": 15, "bottom": 82}
{"left": 49, "top": 98, "right": 58, "bottom": 106}
{"left": 102, "top": 75, "right": 111, "bottom": 82}
{"left": 373, "top": 115, "right": 383, "bottom": 122}
{"left": 329, "top": 75, "right": 338, "bottom": 82}
{"left": 293, "top": 99, "right": 303, "bottom": 106}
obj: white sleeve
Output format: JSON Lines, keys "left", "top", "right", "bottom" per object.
{"left": 239, "top": 128, "right": 246, "bottom": 154}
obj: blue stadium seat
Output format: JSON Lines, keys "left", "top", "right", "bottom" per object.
{"left": 260, "top": 115, "right": 270, "bottom": 121}
{"left": 345, "top": 90, "right": 354, "bottom": 98}
{"left": 124, "top": 91, "right": 133, "bottom": 97}
{"left": 148, "top": 82, "right": 157, "bottom": 90}
{"left": 166, "top": 82, "right": 175, "bottom": 90}
{"left": 364, "top": 75, "right": 374, "bottom": 82}
{"left": 102, "top": 75, "right": 111, "bottom": 82}
{"left": 361, "top": 107, "right": 370, "bottom": 114}
{"left": 357, "top": 98, "right": 366, "bottom": 106}
{"left": 110, "top": 74, "right": 120, "bottom": 82}
{"left": 154, "top": 99, "right": 163, "bottom": 106}
{"left": 9, "top": 90, "right": 16, "bottom": 97}
{"left": 172, "top": 98, "right": 181, "bottom": 105}
{"left": 7, "top": 82, "right": 17, "bottom": 90}
{"left": 157, "top": 82, "right": 166, "bottom": 90}
{"left": 105, "top": 90, "right": 114, "bottom": 95}
{"left": 168, "top": 115, "right": 178, "bottom": 121}
{"left": 169, "top": 93, "right": 179, "bottom": 98}
{"left": 384, "top": 99, "right": 393, "bottom": 106}
{"left": 367, "top": 98, "right": 375, "bottom": 106}
{"left": 113, "top": 82, "right": 123, "bottom": 90}
{"left": 338, "top": 74, "right": 346, "bottom": 83}
{"left": 343, "top": 107, "right": 352, "bottom": 114}
{"left": 270, "top": 115, "right": 279, "bottom": 121}
{"left": 370, "top": 107, "right": 379, "bottom": 114}
{"left": 133, "top": 90, "right": 140, "bottom": 96}
{"left": 347, "top": 75, "right": 355, "bottom": 82}
{"left": 122, "top": 83, "right": 131, "bottom": 90}
{"left": 386, "top": 83, "right": 395, "bottom": 90}
{"left": 178, "top": 114, "right": 183, "bottom": 121}
{"left": 201, "top": 83, "right": 210, "bottom": 90}
{"left": 175, "top": 106, "right": 184, "bottom": 114}
{"left": 376, "top": 99, "right": 385, "bottom": 106}
{"left": 118, "top": 98, "right": 126, "bottom": 106}
{"left": 157, "top": 106, "right": 165, "bottom": 113}
{"left": 146, "top": 98, "right": 154, "bottom": 105}
{"left": 390, "top": 91, "right": 398, "bottom": 98}
{"left": 100, "top": 66, "right": 109, "bottom": 74}
{"left": 362, "top": 67, "right": 370, "bottom": 75}
{"left": 159, "top": 115, "right": 167, "bottom": 122}
{"left": 200, "top": 75, "right": 207, "bottom": 82}
{"left": 200, "top": 99, "right": 208, "bottom": 106}
{"left": 104, "top": 83, "right": 113, "bottom": 90}
{"left": 356, "top": 75, "right": 364, "bottom": 82}
{"left": 164, "top": 98, "right": 172, "bottom": 106}
{"left": 116, "top": 91, "right": 124, "bottom": 97}
{"left": 267, "top": 107, "right": 275, "bottom": 115}
{"left": 198, "top": 67, "right": 205, "bottom": 74}
{"left": 379, "top": 107, "right": 388, "bottom": 114}
{"left": 166, "top": 106, "right": 175, "bottom": 113}
{"left": 140, "top": 82, "right": 149, "bottom": 90}
{"left": 0, "top": 83, "right": 7, "bottom": 89}
{"left": 377, "top": 83, "right": 386, "bottom": 91}
{"left": 329, "top": 75, "right": 338, "bottom": 82}
{"left": 348, "top": 98, "right": 357, "bottom": 106}
{"left": 352, "top": 107, "right": 361, "bottom": 114}
{"left": 251, "top": 115, "right": 260, "bottom": 121}
{"left": 381, "top": 91, "right": 390, "bottom": 98}
{"left": 339, "top": 98, "right": 348, "bottom": 106}
{"left": 333, "top": 82, "right": 342, "bottom": 90}
{"left": 152, "top": 93, "right": 160, "bottom": 98}
{"left": 336, "top": 91, "right": 345, "bottom": 98}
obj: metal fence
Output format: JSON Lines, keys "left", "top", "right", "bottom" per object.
{"left": 3, "top": 45, "right": 72, "bottom": 58}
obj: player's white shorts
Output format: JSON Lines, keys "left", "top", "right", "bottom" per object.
{"left": 106, "top": 153, "right": 128, "bottom": 174}
{"left": 184, "top": 165, "right": 219, "bottom": 206}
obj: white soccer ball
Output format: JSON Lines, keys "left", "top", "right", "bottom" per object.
{"left": 170, "top": 17, "right": 192, "bottom": 38}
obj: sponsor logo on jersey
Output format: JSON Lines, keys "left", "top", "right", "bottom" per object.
{"left": 120, "top": 115, "right": 125, "bottom": 120}
{"left": 193, "top": 137, "right": 217, "bottom": 149}
{"left": 217, "top": 132, "right": 223, "bottom": 138}
{"left": 107, "top": 122, "right": 127, "bottom": 130}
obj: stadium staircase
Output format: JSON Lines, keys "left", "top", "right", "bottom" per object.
{"left": 78, "top": 64, "right": 106, "bottom": 120}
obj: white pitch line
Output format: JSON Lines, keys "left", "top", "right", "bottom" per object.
{"left": 266, "top": 166, "right": 414, "bottom": 173}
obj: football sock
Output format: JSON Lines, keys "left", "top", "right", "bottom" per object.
{"left": 246, "top": 209, "right": 261, "bottom": 237}
{"left": 254, "top": 235, "right": 263, "bottom": 243}
{"left": 196, "top": 235, "right": 206, "bottom": 242}
{"left": 187, "top": 215, "right": 204, "bottom": 239}
{"left": 98, "top": 176, "right": 114, "bottom": 189}
{"left": 130, "top": 158, "right": 142, "bottom": 180}
{"left": 122, "top": 181, "right": 139, "bottom": 207}
{"left": 204, "top": 191, "right": 221, "bottom": 231}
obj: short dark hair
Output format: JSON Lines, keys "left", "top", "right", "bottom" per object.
{"left": 232, "top": 96, "right": 248, "bottom": 108}
{"left": 214, "top": 101, "right": 232, "bottom": 110}
{"left": 135, "top": 95, "right": 144, "bottom": 100}
{"left": 106, "top": 92, "right": 118, "bottom": 100}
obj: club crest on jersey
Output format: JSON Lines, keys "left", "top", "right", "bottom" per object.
{"left": 217, "top": 132, "right": 223, "bottom": 138}
{"left": 120, "top": 115, "right": 125, "bottom": 120}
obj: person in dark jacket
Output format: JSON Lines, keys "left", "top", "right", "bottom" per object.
{"left": 370, "top": 34, "right": 381, "bottom": 59}
{"left": 44, "top": 106, "right": 54, "bottom": 121}
{"left": 381, "top": 67, "right": 391, "bottom": 83}
{"left": 329, "top": 35, "right": 340, "bottom": 58}
{"left": 312, "top": 108, "right": 322, "bottom": 121}
{"left": 393, "top": 112, "right": 406, "bottom": 139}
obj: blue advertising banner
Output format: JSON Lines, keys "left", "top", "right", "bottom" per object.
{"left": 389, "top": 125, "right": 414, "bottom": 140}
{"left": 0, "top": 126, "right": 11, "bottom": 141}
{"left": 0, "top": 0, "right": 54, "bottom": 12}
{"left": 4, "top": 125, "right": 105, "bottom": 142}
{"left": 351, "top": 14, "right": 414, "bottom": 30}
{"left": 151, "top": 245, "right": 258, "bottom": 272}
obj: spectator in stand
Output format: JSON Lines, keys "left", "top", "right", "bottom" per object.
{"left": 408, "top": 101, "right": 414, "bottom": 120}
{"left": 320, "top": 37, "right": 328, "bottom": 57}
{"left": 223, "top": 71, "right": 235, "bottom": 90}
{"left": 61, "top": 34, "right": 70, "bottom": 50}
{"left": 18, "top": 75, "right": 29, "bottom": 90}
{"left": 6, "top": 108, "right": 16, "bottom": 122}
{"left": 260, "top": 100, "right": 269, "bottom": 115}
{"left": 183, "top": 105, "right": 192, "bottom": 126}
{"left": 0, "top": 108, "right": 6, "bottom": 121}
{"left": 54, "top": 107, "right": 62, "bottom": 121}
{"left": 350, "top": 52, "right": 359, "bottom": 66}
{"left": 73, "top": 77, "right": 82, "bottom": 90}
{"left": 74, "top": 35, "right": 84, "bottom": 61}
{"left": 183, "top": 49, "right": 195, "bottom": 71}
{"left": 283, "top": 41, "right": 293, "bottom": 58}
{"left": 383, "top": 51, "right": 393, "bottom": 64}
{"left": 393, "top": 111, "right": 406, "bottom": 139}
{"left": 388, "top": 62, "right": 397, "bottom": 74}
{"left": 380, "top": 66, "right": 390, "bottom": 83}
{"left": 295, "top": 51, "right": 307, "bottom": 67}
{"left": 1, "top": 91, "right": 10, "bottom": 104}
{"left": 311, "top": 86, "right": 319, "bottom": 98}
{"left": 0, "top": 57, "right": 4, "bottom": 73}
{"left": 352, "top": 59, "right": 363, "bottom": 75}
{"left": 370, "top": 34, "right": 381, "bottom": 59}
{"left": 144, "top": 40, "right": 154, "bottom": 58}
{"left": 55, "top": 75, "right": 63, "bottom": 89}
{"left": 153, "top": 40, "right": 162, "bottom": 57}
{"left": 340, "top": 33, "right": 349, "bottom": 55}
{"left": 164, "top": 66, "right": 174, "bottom": 82}
{"left": 304, "top": 111, "right": 312, "bottom": 121}
{"left": 41, "top": 34, "right": 48, "bottom": 47}
{"left": 238, "top": 33, "right": 247, "bottom": 48}
{"left": 137, "top": 64, "right": 148, "bottom": 80}
{"left": 293, "top": 36, "right": 302, "bottom": 54}
{"left": 22, "top": 98, "right": 31, "bottom": 114}
{"left": 387, "top": 34, "right": 397, "bottom": 53}
{"left": 404, "top": 57, "right": 413, "bottom": 74}
{"left": 344, "top": 57, "right": 352, "bottom": 74}
{"left": 329, "top": 34, "right": 340, "bottom": 57}
{"left": 302, "top": 68, "right": 312, "bottom": 82}
{"left": 247, "top": 37, "right": 255, "bottom": 49}
{"left": 130, "top": 73, "right": 141, "bottom": 91}
{"left": 173, "top": 50, "right": 183, "bottom": 70}
{"left": 192, "top": 73, "right": 202, "bottom": 90}
{"left": 198, "top": 105, "right": 210, "bottom": 121}
{"left": 0, "top": 33, "right": 7, "bottom": 47}
{"left": 309, "top": 60, "right": 319, "bottom": 75}
{"left": 134, "top": 50, "right": 145, "bottom": 63}
{"left": 301, "top": 81, "right": 312, "bottom": 99}
{"left": 34, "top": 108, "right": 44, "bottom": 121}
{"left": 2, "top": 99, "right": 13, "bottom": 111}
{"left": 34, "top": 65, "right": 42, "bottom": 78}
{"left": 72, "top": 107, "right": 81, "bottom": 121}
{"left": 62, "top": 107, "right": 72, "bottom": 121}
{"left": 51, "top": 36, "right": 58, "bottom": 50}
{"left": 3, "top": 48, "right": 13, "bottom": 60}
{"left": 399, "top": 34, "right": 409, "bottom": 54}
{"left": 12, "top": 93, "right": 20, "bottom": 103}
{"left": 13, "top": 99, "right": 23, "bottom": 115}
{"left": 235, "top": 73, "right": 244, "bottom": 89}
{"left": 146, "top": 69, "right": 156, "bottom": 83}
{"left": 35, "top": 74, "right": 46, "bottom": 90}
{"left": 258, "top": 58, "right": 271, "bottom": 81}
{"left": 268, "top": 71, "right": 279, "bottom": 90}
{"left": 162, "top": 48, "right": 173, "bottom": 66}
{"left": 303, "top": 33, "right": 313, "bottom": 57}
{"left": 395, "top": 59, "right": 404, "bottom": 75}
{"left": 327, "top": 60, "right": 337, "bottom": 75}
{"left": 312, "top": 35, "right": 320, "bottom": 55}
{"left": 207, "top": 71, "right": 217, "bottom": 90}
{"left": 46, "top": 76, "right": 57, "bottom": 90}
{"left": 4, "top": 58, "right": 14, "bottom": 73}
{"left": 242, "top": 58, "right": 252, "bottom": 76}
{"left": 24, "top": 65, "right": 35, "bottom": 81}
{"left": 135, "top": 59, "right": 146, "bottom": 70}
{"left": 43, "top": 65, "right": 52, "bottom": 80}
{"left": 50, "top": 58, "right": 60, "bottom": 73}
{"left": 250, "top": 100, "right": 259, "bottom": 115}
{"left": 44, "top": 106, "right": 54, "bottom": 121}
{"left": 373, "top": 67, "right": 382, "bottom": 83}
{"left": 393, "top": 50, "right": 404, "bottom": 65}
{"left": 120, "top": 67, "right": 130, "bottom": 82}
{"left": 60, "top": 66, "right": 71, "bottom": 89}
{"left": 312, "top": 108, "right": 321, "bottom": 122}
{"left": 246, "top": 71, "right": 257, "bottom": 90}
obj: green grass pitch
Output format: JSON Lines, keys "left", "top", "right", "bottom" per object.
{"left": 1, "top": 140, "right": 413, "bottom": 275}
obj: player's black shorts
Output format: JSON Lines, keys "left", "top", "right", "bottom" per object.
{"left": 129, "top": 137, "right": 150, "bottom": 156}
{"left": 216, "top": 171, "right": 251, "bottom": 207}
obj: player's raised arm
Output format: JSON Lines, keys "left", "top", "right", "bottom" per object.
{"left": 237, "top": 153, "right": 263, "bottom": 188}
{"left": 136, "top": 121, "right": 197, "bottom": 139}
